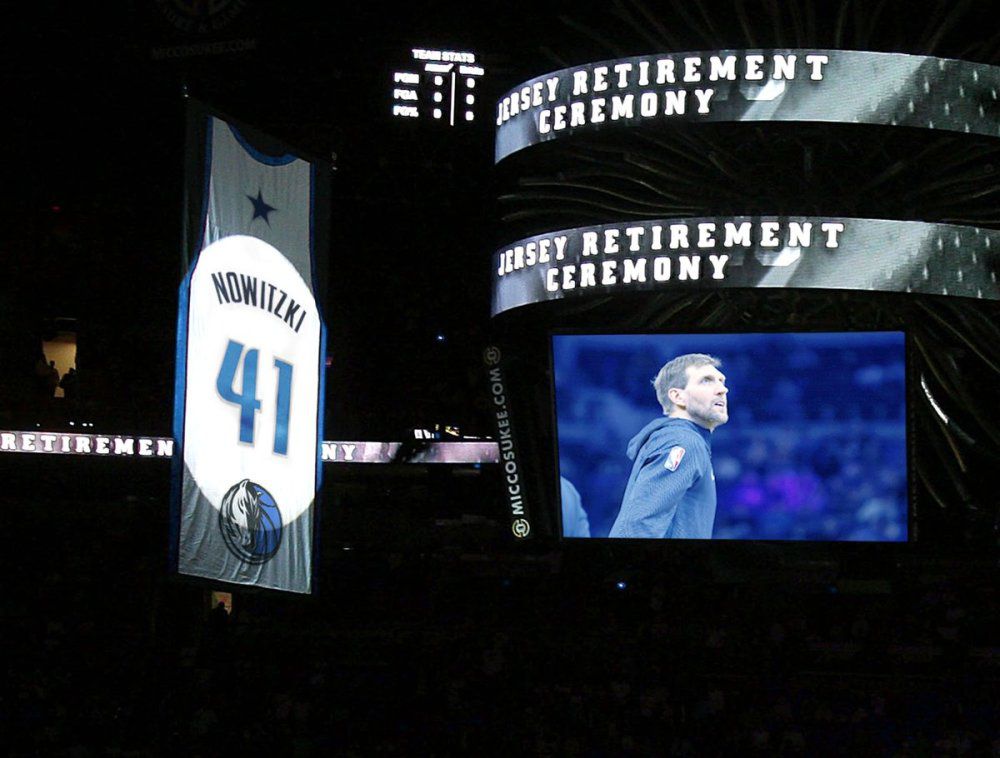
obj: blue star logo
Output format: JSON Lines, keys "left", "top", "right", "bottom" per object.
{"left": 247, "top": 189, "right": 277, "bottom": 226}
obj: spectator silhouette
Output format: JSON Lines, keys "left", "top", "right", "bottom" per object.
{"left": 33, "top": 354, "right": 53, "bottom": 398}
{"left": 46, "top": 361, "right": 59, "bottom": 394}
{"left": 59, "top": 367, "right": 79, "bottom": 412}
{"left": 199, "top": 601, "right": 231, "bottom": 669}
{"left": 59, "top": 367, "right": 78, "bottom": 399}
{"left": 209, "top": 601, "right": 229, "bottom": 637}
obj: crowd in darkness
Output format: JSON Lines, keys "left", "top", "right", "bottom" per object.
{"left": 5, "top": 342, "right": 169, "bottom": 436}
{"left": 146, "top": 584, "right": 998, "bottom": 757}
{"left": 6, "top": 484, "right": 998, "bottom": 756}
{"left": 0, "top": 337, "right": 986, "bottom": 756}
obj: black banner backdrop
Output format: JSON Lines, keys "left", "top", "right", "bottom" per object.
{"left": 492, "top": 217, "right": 1000, "bottom": 317}
{"left": 496, "top": 50, "right": 1000, "bottom": 162}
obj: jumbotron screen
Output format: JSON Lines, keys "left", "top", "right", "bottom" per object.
{"left": 552, "top": 332, "right": 908, "bottom": 542}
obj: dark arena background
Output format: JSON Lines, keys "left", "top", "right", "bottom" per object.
{"left": 4, "top": 2, "right": 999, "bottom": 754}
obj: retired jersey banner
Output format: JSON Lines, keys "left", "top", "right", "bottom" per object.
{"left": 492, "top": 217, "right": 1000, "bottom": 317}
{"left": 172, "top": 104, "right": 326, "bottom": 594}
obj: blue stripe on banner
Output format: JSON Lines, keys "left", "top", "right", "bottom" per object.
{"left": 310, "top": 161, "right": 325, "bottom": 593}
{"left": 316, "top": 323, "right": 327, "bottom": 488}
{"left": 310, "top": 162, "right": 325, "bottom": 486}
{"left": 227, "top": 123, "right": 297, "bottom": 166}
{"left": 312, "top": 321, "right": 327, "bottom": 596}
{"left": 168, "top": 265, "right": 195, "bottom": 572}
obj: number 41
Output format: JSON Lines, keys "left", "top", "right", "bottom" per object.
{"left": 216, "top": 339, "right": 293, "bottom": 455}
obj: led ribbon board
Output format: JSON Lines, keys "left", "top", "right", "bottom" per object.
{"left": 0, "top": 431, "right": 497, "bottom": 464}
{"left": 495, "top": 50, "right": 1000, "bottom": 162}
{"left": 174, "top": 113, "right": 325, "bottom": 594}
{"left": 492, "top": 217, "right": 1000, "bottom": 316}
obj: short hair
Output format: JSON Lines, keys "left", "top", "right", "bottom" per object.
{"left": 653, "top": 353, "right": 722, "bottom": 414}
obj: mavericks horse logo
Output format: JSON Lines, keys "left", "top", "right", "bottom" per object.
{"left": 218, "top": 479, "right": 282, "bottom": 564}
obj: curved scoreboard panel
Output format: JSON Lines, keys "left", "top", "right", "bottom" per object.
{"left": 490, "top": 49, "right": 1000, "bottom": 548}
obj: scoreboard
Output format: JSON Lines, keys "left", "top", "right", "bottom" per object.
{"left": 392, "top": 48, "right": 485, "bottom": 125}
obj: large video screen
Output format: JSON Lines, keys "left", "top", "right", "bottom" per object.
{"left": 553, "top": 332, "right": 908, "bottom": 542}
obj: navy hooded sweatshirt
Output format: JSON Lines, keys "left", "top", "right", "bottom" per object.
{"left": 609, "top": 417, "right": 716, "bottom": 539}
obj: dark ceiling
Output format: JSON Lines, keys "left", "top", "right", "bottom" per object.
{"left": 5, "top": 1, "right": 1000, "bottom": 439}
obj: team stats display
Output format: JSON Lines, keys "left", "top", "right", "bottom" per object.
{"left": 392, "top": 47, "right": 484, "bottom": 125}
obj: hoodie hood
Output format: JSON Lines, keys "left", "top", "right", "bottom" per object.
{"left": 626, "top": 417, "right": 711, "bottom": 461}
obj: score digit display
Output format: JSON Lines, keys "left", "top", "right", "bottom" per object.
{"left": 216, "top": 340, "right": 294, "bottom": 454}
{"left": 391, "top": 48, "right": 484, "bottom": 125}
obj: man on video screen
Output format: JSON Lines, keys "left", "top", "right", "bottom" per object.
{"left": 609, "top": 353, "right": 728, "bottom": 539}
